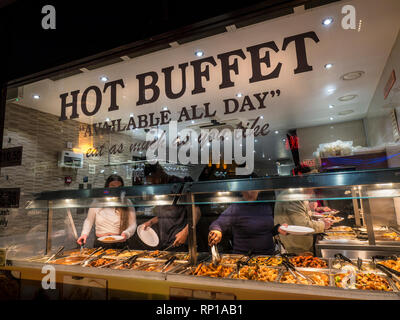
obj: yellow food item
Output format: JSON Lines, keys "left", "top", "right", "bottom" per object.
{"left": 249, "top": 256, "right": 282, "bottom": 267}
{"left": 382, "top": 233, "right": 400, "bottom": 241}
{"left": 280, "top": 272, "right": 329, "bottom": 286}
{"left": 379, "top": 259, "right": 400, "bottom": 272}
{"left": 192, "top": 263, "right": 234, "bottom": 278}
{"left": 232, "top": 266, "right": 278, "bottom": 282}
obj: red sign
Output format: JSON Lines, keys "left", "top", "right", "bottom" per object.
{"left": 384, "top": 70, "right": 396, "bottom": 100}
{"left": 65, "top": 176, "right": 72, "bottom": 185}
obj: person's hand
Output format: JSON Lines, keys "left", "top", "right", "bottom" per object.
{"left": 77, "top": 235, "right": 87, "bottom": 245}
{"left": 208, "top": 230, "right": 222, "bottom": 246}
{"left": 323, "top": 218, "right": 333, "bottom": 230}
{"left": 119, "top": 232, "right": 127, "bottom": 242}
{"left": 143, "top": 220, "right": 152, "bottom": 230}
{"left": 278, "top": 224, "right": 288, "bottom": 235}
{"left": 173, "top": 228, "right": 188, "bottom": 247}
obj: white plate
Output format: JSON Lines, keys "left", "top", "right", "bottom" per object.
{"left": 280, "top": 225, "right": 315, "bottom": 235}
{"left": 97, "top": 235, "right": 125, "bottom": 243}
{"left": 137, "top": 224, "right": 159, "bottom": 247}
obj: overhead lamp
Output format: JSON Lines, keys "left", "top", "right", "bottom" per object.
{"left": 33, "top": 94, "right": 40, "bottom": 99}
{"left": 329, "top": 104, "right": 334, "bottom": 109}
{"left": 274, "top": 130, "right": 279, "bottom": 134}
{"left": 338, "top": 94, "right": 358, "bottom": 102}
{"left": 341, "top": 71, "right": 365, "bottom": 81}
{"left": 324, "top": 63, "right": 333, "bottom": 69}
{"left": 322, "top": 17, "right": 333, "bottom": 26}
{"left": 100, "top": 76, "right": 108, "bottom": 82}
{"left": 236, "top": 93, "right": 243, "bottom": 98}
{"left": 195, "top": 50, "right": 204, "bottom": 57}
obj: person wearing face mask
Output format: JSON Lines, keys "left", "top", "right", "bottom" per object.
{"left": 208, "top": 190, "right": 288, "bottom": 255}
{"left": 76, "top": 175, "right": 137, "bottom": 249}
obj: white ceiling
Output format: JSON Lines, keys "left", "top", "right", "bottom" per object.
{"left": 12, "top": 0, "right": 400, "bottom": 162}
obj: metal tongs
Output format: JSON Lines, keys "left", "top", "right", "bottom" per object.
{"left": 281, "top": 257, "right": 316, "bottom": 284}
{"left": 80, "top": 247, "right": 104, "bottom": 266}
{"left": 45, "top": 246, "right": 65, "bottom": 263}
{"left": 211, "top": 245, "right": 221, "bottom": 265}
{"left": 375, "top": 263, "right": 400, "bottom": 285}
{"left": 161, "top": 256, "right": 177, "bottom": 272}
{"left": 334, "top": 253, "right": 361, "bottom": 271}
{"left": 125, "top": 252, "right": 147, "bottom": 269}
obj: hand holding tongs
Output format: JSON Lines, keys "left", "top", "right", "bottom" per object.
{"left": 211, "top": 245, "right": 221, "bottom": 265}
{"left": 45, "top": 246, "right": 65, "bottom": 263}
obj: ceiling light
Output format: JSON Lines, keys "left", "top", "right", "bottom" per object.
{"left": 327, "top": 88, "right": 336, "bottom": 94}
{"left": 324, "top": 63, "right": 333, "bottom": 69}
{"left": 260, "top": 116, "right": 264, "bottom": 119}
{"left": 255, "top": 139, "right": 258, "bottom": 143}
{"left": 268, "top": 158, "right": 271, "bottom": 161}
{"left": 191, "top": 120, "right": 195, "bottom": 124}
{"left": 338, "top": 94, "right": 358, "bottom": 102}
{"left": 100, "top": 76, "right": 108, "bottom": 82}
{"left": 105, "top": 118, "right": 110, "bottom": 122}
{"left": 274, "top": 130, "right": 279, "bottom": 134}
{"left": 100, "top": 169, "right": 105, "bottom": 173}
{"left": 330, "top": 117, "right": 334, "bottom": 121}
{"left": 329, "top": 105, "right": 334, "bottom": 109}
{"left": 338, "top": 110, "right": 354, "bottom": 116}
{"left": 341, "top": 71, "right": 365, "bottom": 81}
{"left": 195, "top": 50, "right": 204, "bottom": 57}
{"left": 33, "top": 94, "right": 40, "bottom": 99}
{"left": 163, "top": 106, "right": 168, "bottom": 111}
{"left": 236, "top": 93, "right": 243, "bottom": 98}
{"left": 130, "top": 113, "right": 134, "bottom": 117}
{"left": 322, "top": 17, "right": 333, "bottom": 26}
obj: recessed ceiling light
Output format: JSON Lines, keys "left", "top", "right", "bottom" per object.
{"left": 236, "top": 93, "right": 243, "bottom": 98}
{"left": 255, "top": 139, "right": 258, "bottom": 142}
{"left": 274, "top": 130, "right": 279, "bottom": 134}
{"left": 338, "top": 94, "right": 358, "bottom": 102}
{"left": 191, "top": 120, "right": 195, "bottom": 124}
{"left": 195, "top": 50, "right": 204, "bottom": 57}
{"left": 322, "top": 17, "right": 333, "bottom": 26}
{"left": 338, "top": 110, "right": 354, "bottom": 116}
{"left": 130, "top": 113, "right": 134, "bottom": 117}
{"left": 106, "top": 118, "right": 110, "bottom": 122}
{"left": 163, "top": 106, "right": 168, "bottom": 111}
{"left": 260, "top": 116, "right": 264, "bottom": 119}
{"left": 329, "top": 104, "right": 334, "bottom": 109}
{"left": 33, "top": 94, "right": 40, "bottom": 99}
{"left": 340, "top": 71, "right": 365, "bottom": 81}
{"left": 324, "top": 63, "right": 333, "bottom": 69}
{"left": 100, "top": 76, "right": 108, "bottom": 82}
{"left": 327, "top": 88, "right": 336, "bottom": 94}
{"left": 330, "top": 117, "right": 334, "bottom": 121}
{"left": 268, "top": 158, "right": 271, "bottom": 161}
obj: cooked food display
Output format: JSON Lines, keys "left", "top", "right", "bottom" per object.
{"left": 67, "top": 248, "right": 97, "bottom": 256}
{"left": 325, "top": 215, "right": 344, "bottom": 223}
{"left": 220, "top": 256, "right": 243, "bottom": 265}
{"left": 248, "top": 256, "right": 282, "bottom": 267}
{"left": 192, "top": 263, "right": 234, "bottom": 278}
{"left": 382, "top": 232, "right": 400, "bottom": 241}
{"left": 102, "top": 237, "right": 117, "bottom": 241}
{"left": 325, "top": 232, "right": 356, "bottom": 237}
{"left": 50, "top": 256, "right": 86, "bottom": 265}
{"left": 88, "top": 258, "right": 116, "bottom": 268}
{"left": 231, "top": 266, "right": 278, "bottom": 282}
{"left": 140, "top": 250, "right": 170, "bottom": 259}
{"left": 378, "top": 258, "right": 400, "bottom": 272}
{"left": 330, "top": 226, "right": 353, "bottom": 232}
{"left": 280, "top": 272, "right": 329, "bottom": 286}
{"left": 290, "top": 256, "right": 328, "bottom": 268}
{"left": 334, "top": 273, "right": 393, "bottom": 291}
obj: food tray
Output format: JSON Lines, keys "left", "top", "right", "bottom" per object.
{"left": 330, "top": 258, "right": 375, "bottom": 272}
{"left": 248, "top": 255, "right": 283, "bottom": 267}
{"left": 289, "top": 256, "right": 329, "bottom": 269}
{"left": 277, "top": 269, "right": 332, "bottom": 287}
{"left": 331, "top": 270, "right": 399, "bottom": 292}
{"left": 50, "top": 256, "right": 87, "bottom": 266}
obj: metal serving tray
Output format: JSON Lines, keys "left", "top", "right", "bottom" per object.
{"left": 277, "top": 268, "right": 333, "bottom": 287}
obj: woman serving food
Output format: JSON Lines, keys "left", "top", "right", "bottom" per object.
{"left": 77, "top": 175, "right": 137, "bottom": 249}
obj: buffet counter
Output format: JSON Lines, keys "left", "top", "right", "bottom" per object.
{"left": 2, "top": 249, "right": 400, "bottom": 300}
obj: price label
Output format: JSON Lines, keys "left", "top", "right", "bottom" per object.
{"left": 0, "top": 146, "right": 23, "bottom": 168}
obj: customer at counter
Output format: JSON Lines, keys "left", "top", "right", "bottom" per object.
{"left": 77, "top": 175, "right": 137, "bottom": 249}
{"left": 274, "top": 167, "right": 332, "bottom": 255}
{"left": 208, "top": 190, "right": 288, "bottom": 255}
